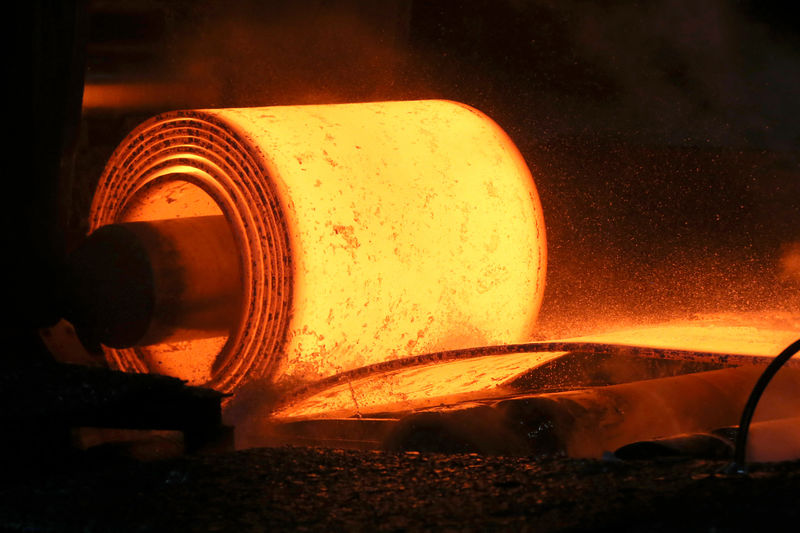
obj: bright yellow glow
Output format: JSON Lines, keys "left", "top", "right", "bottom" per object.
{"left": 273, "top": 312, "right": 798, "bottom": 419}
{"left": 565, "top": 312, "right": 799, "bottom": 356}
{"left": 89, "top": 100, "right": 547, "bottom": 393}
{"left": 274, "top": 351, "right": 567, "bottom": 419}
{"left": 214, "top": 100, "right": 546, "bottom": 380}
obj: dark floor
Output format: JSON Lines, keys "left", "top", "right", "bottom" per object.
{"left": 2, "top": 446, "right": 799, "bottom": 532}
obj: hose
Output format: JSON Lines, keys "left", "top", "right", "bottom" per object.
{"left": 728, "top": 337, "right": 800, "bottom": 472}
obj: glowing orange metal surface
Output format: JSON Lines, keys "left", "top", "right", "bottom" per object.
{"left": 566, "top": 312, "right": 800, "bottom": 356}
{"left": 274, "top": 351, "right": 567, "bottom": 419}
{"left": 273, "top": 312, "right": 799, "bottom": 419}
{"left": 81, "top": 99, "right": 795, "bottom": 428}
{"left": 88, "top": 100, "right": 547, "bottom": 393}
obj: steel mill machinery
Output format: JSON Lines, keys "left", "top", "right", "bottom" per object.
{"left": 63, "top": 100, "right": 547, "bottom": 395}
{"left": 19, "top": 1, "right": 800, "bottom": 469}
{"left": 12, "top": 3, "right": 800, "bottom": 531}
{"left": 41, "top": 100, "right": 800, "bottom": 465}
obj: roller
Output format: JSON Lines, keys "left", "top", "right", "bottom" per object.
{"left": 68, "top": 100, "right": 547, "bottom": 394}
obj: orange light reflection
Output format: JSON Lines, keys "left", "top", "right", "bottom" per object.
{"left": 274, "top": 312, "right": 799, "bottom": 419}
{"left": 565, "top": 312, "right": 799, "bottom": 356}
{"left": 88, "top": 100, "right": 547, "bottom": 393}
{"left": 274, "top": 351, "right": 567, "bottom": 419}
{"left": 82, "top": 82, "right": 197, "bottom": 110}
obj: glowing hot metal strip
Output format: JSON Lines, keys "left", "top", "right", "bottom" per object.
{"left": 89, "top": 100, "right": 547, "bottom": 394}
{"left": 272, "top": 340, "right": 799, "bottom": 418}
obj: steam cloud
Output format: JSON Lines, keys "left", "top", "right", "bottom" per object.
{"left": 555, "top": 0, "right": 800, "bottom": 150}
{"left": 780, "top": 242, "right": 800, "bottom": 284}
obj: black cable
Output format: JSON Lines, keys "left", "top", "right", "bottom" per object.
{"left": 729, "top": 337, "right": 800, "bottom": 473}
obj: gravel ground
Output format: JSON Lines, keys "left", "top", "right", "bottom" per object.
{"left": 2, "top": 446, "right": 799, "bottom": 532}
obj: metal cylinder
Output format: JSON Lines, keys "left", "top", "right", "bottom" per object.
{"left": 84, "top": 100, "right": 547, "bottom": 393}
{"left": 66, "top": 216, "right": 242, "bottom": 348}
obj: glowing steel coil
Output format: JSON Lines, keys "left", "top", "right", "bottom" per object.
{"left": 89, "top": 100, "right": 547, "bottom": 394}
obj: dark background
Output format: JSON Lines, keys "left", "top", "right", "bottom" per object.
{"left": 13, "top": 6, "right": 800, "bottom": 530}
{"left": 23, "top": 0, "right": 800, "bottom": 346}
{"left": 12, "top": 6, "right": 800, "bottom": 531}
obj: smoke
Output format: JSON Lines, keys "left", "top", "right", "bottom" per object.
{"left": 149, "top": 0, "right": 799, "bottom": 345}
{"left": 158, "top": 0, "right": 428, "bottom": 109}
{"left": 531, "top": 143, "right": 800, "bottom": 339}
{"left": 501, "top": 1, "right": 800, "bottom": 337}
{"left": 779, "top": 242, "right": 800, "bottom": 284}
{"left": 523, "top": 0, "right": 800, "bottom": 150}
{"left": 222, "top": 377, "right": 290, "bottom": 449}
{"left": 178, "top": 2, "right": 798, "bottom": 452}
{"left": 746, "top": 417, "right": 800, "bottom": 462}
{"left": 73, "top": 2, "right": 799, "bottom": 438}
